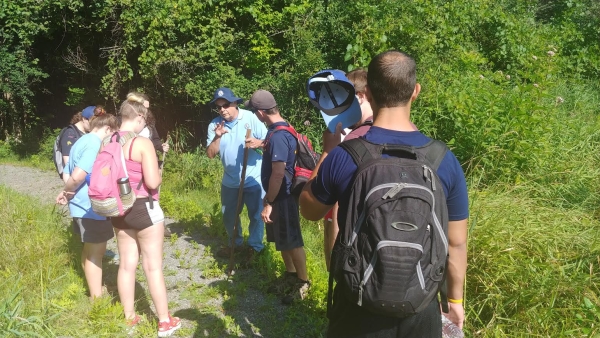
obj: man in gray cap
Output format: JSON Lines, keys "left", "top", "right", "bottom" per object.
{"left": 206, "top": 87, "right": 268, "bottom": 260}
{"left": 246, "top": 89, "right": 310, "bottom": 305}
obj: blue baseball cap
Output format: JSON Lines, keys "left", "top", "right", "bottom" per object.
{"left": 82, "top": 106, "right": 95, "bottom": 119}
{"left": 307, "top": 69, "right": 361, "bottom": 133}
{"left": 209, "top": 87, "right": 243, "bottom": 105}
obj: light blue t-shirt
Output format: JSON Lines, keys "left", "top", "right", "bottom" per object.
{"left": 206, "top": 109, "right": 267, "bottom": 188}
{"left": 64, "top": 133, "right": 106, "bottom": 220}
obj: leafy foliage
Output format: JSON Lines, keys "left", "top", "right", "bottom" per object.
{"left": 2, "top": 0, "right": 600, "bottom": 336}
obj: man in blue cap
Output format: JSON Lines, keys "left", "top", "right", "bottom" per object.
{"left": 206, "top": 87, "right": 268, "bottom": 260}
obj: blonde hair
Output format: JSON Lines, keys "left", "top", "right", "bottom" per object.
{"left": 126, "top": 92, "right": 150, "bottom": 108}
{"left": 119, "top": 99, "right": 149, "bottom": 120}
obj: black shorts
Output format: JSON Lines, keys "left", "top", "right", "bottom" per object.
{"left": 111, "top": 198, "right": 164, "bottom": 231}
{"left": 327, "top": 286, "right": 442, "bottom": 338}
{"left": 265, "top": 194, "right": 304, "bottom": 251}
{"left": 72, "top": 218, "right": 114, "bottom": 243}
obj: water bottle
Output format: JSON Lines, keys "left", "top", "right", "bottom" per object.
{"left": 442, "top": 315, "right": 464, "bottom": 338}
{"left": 117, "top": 177, "right": 131, "bottom": 196}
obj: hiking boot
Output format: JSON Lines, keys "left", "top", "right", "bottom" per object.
{"left": 157, "top": 314, "right": 181, "bottom": 337}
{"left": 216, "top": 246, "right": 233, "bottom": 258}
{"left": 163, "top": 226, "right": 172, "bottom": 238}
{"left": 282, "top": 279, "right": 310, "bottom": 305}
{"left": 240, "top": 246, "right": 263, "bottom": 267}
{"left": 267, "top": 272, "right": 298, "bottom": 295}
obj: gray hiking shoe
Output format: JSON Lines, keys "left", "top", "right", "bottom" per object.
{"left": 282, "top": 279, "right": 310, "bottom": 305}
{"left": 267, "top": 272, "right": 298, "bottom": 295}
{"left": 163, "top": 226, "right": 172, "bottom": 238}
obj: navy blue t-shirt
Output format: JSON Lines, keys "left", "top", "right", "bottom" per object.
{"left": 261, "top": 122, "right": 298, "bottom": 200}
{"left": 312, "top": 127, "right": 469, "bottom": 221}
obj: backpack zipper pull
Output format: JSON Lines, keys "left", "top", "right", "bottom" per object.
{"left": 358, "top": 285, "right": 363, "bottom": 306}
{"left": 382, "top": 183, "right": 405, "bottom": 199}
{"left": 423, "top": 165, "right": 435, "bottom": 191}
{"left": 430, "top": 168, "right": 437, "bottom": 191}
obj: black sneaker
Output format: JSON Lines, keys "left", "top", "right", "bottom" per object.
{"left": 282, "top": 279, "right": 310, "bottom": 305}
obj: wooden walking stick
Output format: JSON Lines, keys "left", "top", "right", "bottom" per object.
{"left": 158, "top": 132, "right": 169, "bottom": 196}
{"left": 228, "top": 129, "right": 252, "bottom": 276}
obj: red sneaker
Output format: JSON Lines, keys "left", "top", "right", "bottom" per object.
{"left": 126, "top": 314, "right": 141, "bottom": 335}
{"left": 157, "top": 314, "right": 181, "bottom": 337}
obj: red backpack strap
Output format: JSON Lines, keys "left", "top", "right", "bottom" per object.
{"left": 274, "top": 125, "right": 298, "bottom": 138}
{"left": 265, "top": 124, "right": 297, "bottom": 148}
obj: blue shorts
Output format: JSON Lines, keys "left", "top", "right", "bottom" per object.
{"left": 265, "top": 194, "right": 304, "bottom": 251}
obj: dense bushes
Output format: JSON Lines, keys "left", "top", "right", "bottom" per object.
{"left": 1, "top": 0, "right": 599, "bottom": 185}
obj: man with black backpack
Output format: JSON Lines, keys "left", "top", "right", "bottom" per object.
{"left": 300, "top": 50, "right": 469, "bottom": 337}
{"left": 53, "top": 106, "right": 96, "bottom": 181}
{"left": 246, "top": 89, "right": 311, "bottom": 305}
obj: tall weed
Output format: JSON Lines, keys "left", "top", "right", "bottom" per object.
{"left": 467, "top": 185, "right": 600, "bottom": 336}
{"left": 0, "top": 187, "right": 133, "bottom": 336}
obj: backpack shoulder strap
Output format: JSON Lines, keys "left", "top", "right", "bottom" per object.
{"left": 118, "top": 131, "right": 137, "bottom": 146}
{"left": 339, "top": 138, "right": 381, "bottom": 166}
{"left": 274, "top": 125, "right": 297, "bottom": 138}
{"left": 265, "top": 124, "right": 297, "bottom": 146}
{"left": 351, "top": 119, "right": 373, "bottom": 132}
{"left": 58, "top": 124, "right": 76, "bottom": 141}
{"left": 420, "top": 139, "right": 449, "bottom": 171}
{"left": 102, "top": 131, "right": 136, "bottom": 147}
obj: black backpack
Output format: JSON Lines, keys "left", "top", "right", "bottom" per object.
{"left": 328, "top": 137, "right": 450, "bottom": 318}
{"left": 264, "top": 125, "right": 320, "bottom": 198}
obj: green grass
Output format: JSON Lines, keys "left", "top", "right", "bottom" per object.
{"left": 0, "top": 129, "right": 57, "bottom": 171}
{"left": 2, "top": 75, "right": 600, "bottom": 336}
{"left": 155, "top": 137, "right": 600, "bottom": 337}
{"left": 4, "top": 155, "right": 600, "bottom": 337}
{"left": 467, "top": 185, "right": 600, "bottom": 336}
{"left": 0, "top": 186, "right": 164, "bottom": 337}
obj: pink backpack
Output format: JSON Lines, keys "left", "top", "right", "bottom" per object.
{"left": 89, "top": 132, "right": 136, "bottom": 217}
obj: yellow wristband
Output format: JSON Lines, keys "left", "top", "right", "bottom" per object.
{"left": 448, "top": 298, "right": 463, "bottom": 304}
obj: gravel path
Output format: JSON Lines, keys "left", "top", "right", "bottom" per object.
{"left": 0, "top": 164, "right": 313, "bottom": 337}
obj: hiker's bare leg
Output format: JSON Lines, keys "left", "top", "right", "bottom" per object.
{"left": 82, "top": 242, "right": 107, "bottom": 299}
{"left": 116, "top": 228, "right": 140, "bottom": 320}
{"left": 281, "top": 251, "right": 296, "bottom": 274}
{"left": 137, "top": 222, "right": 169, "bottom": 322}
{"left": 283, "top": 247, "right": 308, "bottom": 281}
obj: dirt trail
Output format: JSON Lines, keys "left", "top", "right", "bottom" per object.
{"left": 0, "top": 164, "right": 310, "bottom": 337}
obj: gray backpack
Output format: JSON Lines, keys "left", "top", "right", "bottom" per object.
{"left": 329, "top": 137, "right": 450, "bottom": 318}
